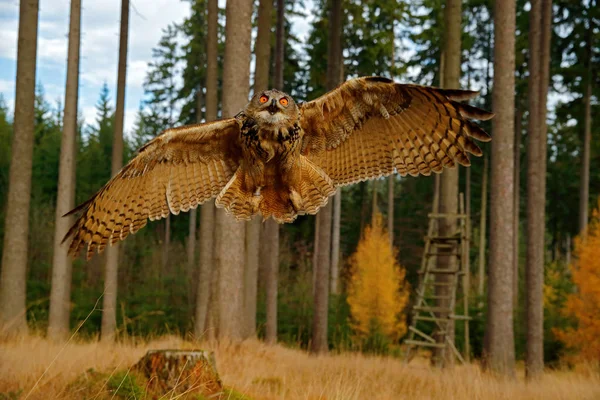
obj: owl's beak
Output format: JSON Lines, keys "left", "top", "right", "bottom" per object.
{"left": 268, "top": 99, "right": 280, "bottom": 114}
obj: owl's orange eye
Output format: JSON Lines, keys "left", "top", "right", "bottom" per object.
{"left": 279, "top": 97, "right": 289, "bottom": 106}
{"left": 259, "top": 95, "right": 269, "bottom": 104}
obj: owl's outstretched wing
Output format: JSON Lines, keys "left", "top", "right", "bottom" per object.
{"left": 64, "top": 118, "right": 242, "bottom": 259}
{"left": 299, "top": 76, "right": 493, "bottom": 186}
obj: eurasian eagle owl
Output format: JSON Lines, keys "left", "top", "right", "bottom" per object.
{"left": 64, "top": 76, "right": 493, "bottom": 259}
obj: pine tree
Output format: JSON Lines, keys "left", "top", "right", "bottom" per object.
{"left": 0, "top": 0, "right": 39, "bottom": 337}
{"left": 48, "top": 0, "right": 81, "bottom": 341}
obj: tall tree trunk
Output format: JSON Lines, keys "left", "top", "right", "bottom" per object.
{"left": 0, "top": 0, "right": 38, "bottom": 337}
{"left": 274, "top": 0, "right": 284, "bottom": 90}
{"left": 513, "top": 106, "right": 522, "bottom": 307}
{"left": 311, "top": 0, "right": 342, "bottom": 355}
{"left": 579, "top": 79, "right": 591, "bottom": 233}
{"left": 244, "top": 218, "right": 260, "bottom": 338}
{"left": 484, "top": 0, "right": 516, "bottom": 375}
{"left": 101, "top": 0, "right": 129, "bottom": 343}
{"left": 196, "top": 0, "right": 219, "bottom": 340}
{"left": 387, "top": 176, "right": 394, "bottom": 249}
{"left": 371, "top": 180, "right": 378, "bottom": 220}
{"left": 188, "top": 85, "right": 203, "bottom": 307}
{"left": 256, "top": 0, "right": 280, "bottom": 343}
{"left": 48, "top": 0, "right": 81, "bottom": 342}
{"left": 526, "top": 0, "right": 551, "bottom": 380}
{"left": 478, "top": 156, "right": 488, "bottom": 299}
{"left": 434, "top": 0, "right": 461, "bottom": 367}
{"left": 263, "top": 219, "right": 279, "bottom": 343}
{"left": 215, "top": 0, "right": 252, "bottom": 340}
{"left": 330, "top": 190, "right": 341, "bottom": 294}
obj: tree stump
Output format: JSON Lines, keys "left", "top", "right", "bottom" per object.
{"left": 133, "top": 349, "right": 223, "bottom": 397}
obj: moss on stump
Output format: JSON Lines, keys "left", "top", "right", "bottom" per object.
{"left": 133, "top": 349, "right": 222, "bottom": 397}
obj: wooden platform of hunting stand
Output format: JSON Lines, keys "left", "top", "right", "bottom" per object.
{"left": 133, "top": 349, "right": 223, "bottom": 397}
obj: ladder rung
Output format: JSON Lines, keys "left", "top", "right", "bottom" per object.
{"left": 426, "top": 252, "right": 461, "bottom": 257}
{"left": 414, "top": 305, "right": 454, "bottom": 313}
{"left": 427, "top": 213, "right": 467, "bottom": 219}
{"left": 428, "top": 236, "right": 462, "bottom": 242}
{"left": 424, "top": 281, "right": 453, "bottom": 286}
{"left": 450, "top": 314, "right": 473, "bottom": 320}
{"left": 405, "top": 339, "right": 446, "bottom": 349}
{"left": 421, "top": 269, "right": 462, "bottom": 275}
{"left": 425, "top": 295, "right": 452, "bottom": 300}
{"left": 414, "top": 315, "right": 453, "bottom": 322}
{"left": 409, "top": 326, "right": 436, "bottom": 343}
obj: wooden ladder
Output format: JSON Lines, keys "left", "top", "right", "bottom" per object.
{"left": 404, "top": 195, "right": 471, "bottom": 364}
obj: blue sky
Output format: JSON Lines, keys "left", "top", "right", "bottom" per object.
{"left": 0, "top": 0, "right": 191, "bottom": 134}
{"left": 0, "top": 0, "right": 315, "bottom": 135}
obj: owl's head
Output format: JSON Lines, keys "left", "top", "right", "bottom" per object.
{"left": 245, "top": 89, "right": 299, "bottom": 125}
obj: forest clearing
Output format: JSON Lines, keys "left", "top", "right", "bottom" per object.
{"left": 2, "top": 335, "right": 600, "bottom": 400}
{"left": 1, "top": 0, "right": 599, "bottom": 397}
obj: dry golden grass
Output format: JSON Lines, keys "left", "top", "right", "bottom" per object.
{"left": 1, "top": 335, "right": 599, "bottom": 400}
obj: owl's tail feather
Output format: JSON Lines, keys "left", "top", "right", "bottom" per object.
{"left": 215, "top": 169, "right": 260, "bottom": 221}
{"left": 260, "top": 156, "right": 336, "bottom": 223}
{"left": 216, "top": 157, "right": 336, "bottom": 223}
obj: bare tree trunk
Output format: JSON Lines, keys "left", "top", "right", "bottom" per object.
{"left": 312, "top": 202, "right": 332, "bottom": 353}
{"left": 162, "top": 217, "right": 171, "bottom": 272}
{"left": 479, "top": 156, "right": 488, "bottom": 299}
{"left": 371, "top": 180, "right": 378, "bottom": 219}
{"left": 311, "top": 0, "right": 342, "bottom": 355}
{"left": 101, "top": 0, "right": 128, "bottom": 343}
{"left": 434, "top": 0, "right": 461, "bottom": 368}
{"left": 513, "top": 106, "right": 522, "bottom": 307}
{"left": 244, "top": 218, "right": 260, "bottom": 338}
{"left": 264, "top": 219, "right": 279, "bottom": 343}
{"left": 196, "top": 0, "right": 218, "bottom": 340}
{"left": 254, "top": 0, "right": 278, "bottom": 343}
{"left": 47, "top": 0, "right": 80, "bottom": 342}
{"left": 525, "top": 0, "right": 551, "bottom": 380}
{"left": 0, "top": 0, "right": 38, "bottom": 338}
{"left": 484, "top": 0, "right": 516, "bottom": 375}
{"left": 387, "top": 176, "right": 394, "bottom": 248}
{"left": 215, "top": 0, "right": 252, "bottom": 340}
{"left": 188, "top": 86, "right": 203, "bottom": 306}
{"left": 579, "top": 80, "right": 591, "bottom": 233}
{"left": 254, "top": 0, "right": 273, "bottom": 92}
{"left": 274, "top": 0, "right": 284, "bottom": 90}
{"left": 330, "top": 190, "right": 341, "bottom": 295}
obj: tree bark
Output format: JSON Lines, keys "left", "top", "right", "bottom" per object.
{"left": 196, "top": 0, "right": 219, "bottom": 340}
{"left": 255, "top": 0, "right": 278, "bottom": 343}
{"left": 254, "top": 0, "right": 273, "bottom": 92}
{"left": 371, "top": 180, "right": 378, "bottom": 220}
{"left": 215, "top": 0, "right": 252, "bottom": 340}
{"left": 513, "top": 106, "right": 522, "bottom": 307}
{"left": 330, "top": 190, "right": 341, "bottom": 295}
{"left": 263, "top": 219, "right": 279, "bottom": 344}
{"left": 484, "top": 0, "right": 516, "bottom": 375}
{"left": 0, "top": 0, "right": 38, "bottom": 337}
{"left": 525, "top": 0, "right": 551, "bottom": 380}
{"left": 274, "top": 0, "right": 284, "bottom": 90}
{"left": 479, "top": 156, "right": 488, "bottom": 299}
{"left": 579, "top": 80, "right": 591, "bottom": 233}
{"left": 244, "top": 218, "right": 260, "bottom": 338}
{"left": 434, "top": 0, "right": 461, "bottom": 367}
{"left": 311, "top": 0, "right": 342, "bottom": 354}
{"left": 48, "top": 0, "right": 80, "bottom": 342}
{"left": 101, "top": 0, "right": 129, "bottom": 343}
{"left": 387, "top": 176, "right": 394, "bottom": 249}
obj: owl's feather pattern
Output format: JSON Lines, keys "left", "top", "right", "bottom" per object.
{"left": 300, "top": 76, "right": 493, "bottom": 186}
{"left": 64, "top": 77, "right": 492, "bottom": 259}
{"left": 63, "top": 119, "right": 241, "bottom": 259}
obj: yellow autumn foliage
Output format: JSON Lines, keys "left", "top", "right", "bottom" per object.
{"left": 347, "top": 212, "right": 410, "bottom": 343}
{"left": 555, "top": 198, "right": 600, "bottom": 363}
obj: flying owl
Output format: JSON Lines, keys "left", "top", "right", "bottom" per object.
{"left": 64, "top": 76, "right": 493, "bottom": 259}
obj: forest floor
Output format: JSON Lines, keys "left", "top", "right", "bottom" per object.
{"left": 1, "top": 335, "right": 599, "bottom": 400}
